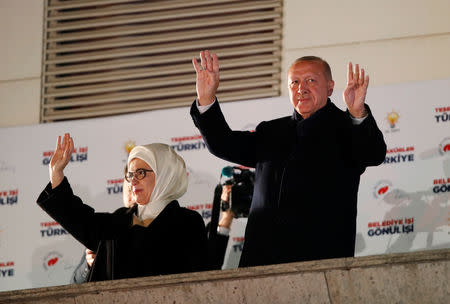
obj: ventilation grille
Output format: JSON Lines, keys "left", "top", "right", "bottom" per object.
{"left": 41, "top": 0, "right": 282, "bottom": 122}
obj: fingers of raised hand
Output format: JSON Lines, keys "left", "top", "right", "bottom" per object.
{"left": 212, "top": 53, "right": 219, "bottom": 73}
{"left": 205, "top": 50, "right": 213, "bottom": 72}
{"left": 363, "top": 74, "right": 370, "bottom": 89}
{"left": 56, "top": 133, "right": 73, "bottom": 162}
{"left": 194, "top": 50, "right": 218, "bottom": 73}
{"left": 192, "top": 57, "right": 201, "bottom": 73}
{"left": 347, "top": 62, "right": 353, "bottom": 82}
{"left": 200, "top": 50, "right": 207, "bottom": 70}
{"left": 359, "top": 68, "right": 365, "bottom": 85}
{"left": 348, "top": 62, "right": 369, "bottom": 87}
{"left": 55, "top": 135, "right": 62, "bottom": 152}
{"left": 354, "top": 64, "right": 360, "bottom": 83}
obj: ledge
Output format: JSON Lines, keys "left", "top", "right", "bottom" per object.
{"left": 1, "top": 249, "right": 448, "bottom": 304}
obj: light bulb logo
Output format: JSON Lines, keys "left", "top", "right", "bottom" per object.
{"left": 124, "top": 141, "right": 135, "bottom": 155}
{"left": 387, "top": 111, "right": 399, "bottom": 128}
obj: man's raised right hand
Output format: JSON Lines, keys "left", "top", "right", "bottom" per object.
{"left": 192, "top": 50, "right": 220, "bottom": 106}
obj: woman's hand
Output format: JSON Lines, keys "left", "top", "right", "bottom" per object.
{"left": 49, "top": 133, "right": 74, "bottom": 188}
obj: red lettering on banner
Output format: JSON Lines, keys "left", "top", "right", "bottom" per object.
{"left": 386, "top": 146, "right": 415, "bottom": 154}
{"left": 171, "top": 135, "right": 202, "bottom": 142}
{"left": 79, "top": 147, "right": 88, "bottom": 153}
{"left": 205, "top": 204, "right": 212, "bottom": 209}
{"left": 435, "top": 106, "right": 450, "bottom": 113}
{"left": 186, "top": 204, "right": 205, "bottom": 210}
{"left": 40, "top": 221, "right": 60, "bottom": 227}
{"left": 9, "top": 189, "right": 18, "bottom": 195}
{"left": 42, "top": 151, "right": 54, "bottom": 157}
{"left": 107, "top": 179, "right": 123, "bottom": 184}
{"left": 0, "top": 261, "right": 14, "bottom": 267}
{"left": 444, "top": 144, "right": 450, "bottom": 152}
{"left": 369, "top": 218, "right": 404, "bottom": 228}
{"left": 434, "top": 178, "right": 450, "bottom": 184}
{"left": 233, "top": 237, "right": 245, "bottom": 242}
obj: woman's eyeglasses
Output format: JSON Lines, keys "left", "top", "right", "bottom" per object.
{"left": 125, "top": 168, "right": 154, "bottom": 182}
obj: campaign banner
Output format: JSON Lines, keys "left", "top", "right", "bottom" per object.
{"left": 0, "top": 79, "right": 448, "bottom": 291}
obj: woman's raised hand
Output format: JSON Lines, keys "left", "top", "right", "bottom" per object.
{"left": 49, "top": 133, "right": 74, "bottom": 188}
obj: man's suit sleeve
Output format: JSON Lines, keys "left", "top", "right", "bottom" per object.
{"left": 349, "top": 104, "right": 386, "bottom": 169}
{"left": 190, "top": 99, "right": 258, "bottom": 168}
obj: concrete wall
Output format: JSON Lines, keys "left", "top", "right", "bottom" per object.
{"left": 1, "top": 0, "right": 449, "bottom": 127}
{"left": 282, "top": 0, "right": 450, "bottom": 94}
{"left": 1, "top": 249, "right": 448, "bottom": 304}
{"left": 0, "top": 0, "right": 43, "bottom": 127}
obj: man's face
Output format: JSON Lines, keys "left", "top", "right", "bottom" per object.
{"left": 288, "top": 61, "right": 334, "bottom": 118}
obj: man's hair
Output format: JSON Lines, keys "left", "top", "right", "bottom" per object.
{"left": 292, "top": 56, "right": 333, "bottom": 81}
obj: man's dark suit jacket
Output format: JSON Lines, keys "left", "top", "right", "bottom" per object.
{"left": 37, "top": 177, "right": 208, "bottom": 281}
{"left": 191, "top": 99, "right": 386, "bottom": 267}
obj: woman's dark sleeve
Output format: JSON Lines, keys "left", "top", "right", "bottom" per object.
{"left": 37, "top": 177, "right": 132, "bottom": 250}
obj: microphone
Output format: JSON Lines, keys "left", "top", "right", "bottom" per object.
{"left": 221, "top": 166, "right": 234, "bottom": 178}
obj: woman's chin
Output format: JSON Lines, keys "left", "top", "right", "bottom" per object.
{"left": 136, "top": 200, "right": 150, "bottom": 205}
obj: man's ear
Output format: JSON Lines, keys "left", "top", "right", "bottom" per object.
{"left": 327, "top": 80, "right": 335, "bottom": 96}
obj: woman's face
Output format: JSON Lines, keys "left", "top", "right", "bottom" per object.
{"left": 128, "top": 158, "right": 156, "bottom": 205}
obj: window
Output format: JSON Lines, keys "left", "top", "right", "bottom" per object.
{"left": 41, "top": 0, "right": 282, "bottom": 122}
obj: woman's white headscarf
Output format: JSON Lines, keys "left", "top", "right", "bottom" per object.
{"left": 127, "top": 143, "right": 188, "bottom": 221}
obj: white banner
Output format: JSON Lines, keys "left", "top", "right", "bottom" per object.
{"left": 0, "top": 79, "right": 449, "bottom": 291}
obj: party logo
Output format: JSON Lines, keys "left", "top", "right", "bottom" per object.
{"left": 43, "top": 252, "right": 62, "bottom": 271}
{"left": 373, "top": 180, "right": 393, "bottom": 199}
{"left": 384, "top": 110, "right": 400, "bottom": 133}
